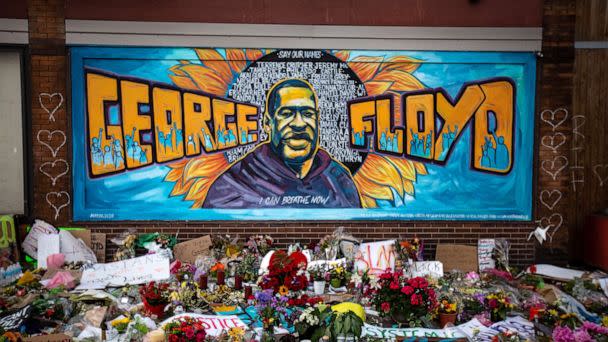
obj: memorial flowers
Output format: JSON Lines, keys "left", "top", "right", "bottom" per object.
{"left": 372, "top": 271, "right": 437, "bottom": 327}
{"left": 139, "top": 282, "right": 170, "bottom": 318}
{"left": 163, "top": 316, "right": 207, "bottom": 342}
{"left": 485, "top": 291, "right": 515, "bottom": 322}
{"left": 258, "top": 250, "right": 308, "bottom": 295}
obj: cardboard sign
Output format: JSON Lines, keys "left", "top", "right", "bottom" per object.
{"left": 66, "top": 229, "right": 91, "bottom": 247}
{"left": 354, "top": 240, "right": 395, "bottom": 274}
{"left": 410, "top": 261, "right": 444, "bottom": 278}
{"left": 24, "top": 334, "right": 72, "bottom": 342}
{"left": 173, "top": 235, "right": 212, "bottom": 264}
{"left": 435, "top": 244, "right": 478, "bottom": 272}
{"left": 161, "top": 313, "right": 247, "bottom": 337}
{"left": 91, "top": 233, "right": 106, "bottom": 263}
{"left": 478, "top": 239, "right": 496, "bottom": 271}
{"left": 59, "top": 231, "right": 97, "bottom": 264}
{"left": 0, "top": 305, "right": 31, "bottom": 331}
{"left": 76, "top": 254, "right": 170, "bottom": 290}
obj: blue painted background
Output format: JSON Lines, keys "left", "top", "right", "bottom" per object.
{"left": 71, "top": 47, "right": 535, "bottom": 221}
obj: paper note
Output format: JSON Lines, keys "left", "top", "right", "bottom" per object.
{"left": 76, "top": 254, "right": 170, "bottom": 290}
{"left": 410, "top": 261, "right": 444, "bottom": 278}
{"left": 435, "top": 244, "right": 478, "bottom": 272}
{"left": 22, "top": 219, "right": 57, "bottom": 258}
{"left": 91, "top": 233, "right": 106, "bottom": 263}
{"left": 478, "top": 239, "right": 496, "bottom": 271}
{"left": 355, "top": 240, "right": 396, "bottom": 274}
{"left": 59, "top": 230, "right": 97, "bottom": 264}
{"left": 37, "top": 233, "right": 60, "bottom": 268}
{"left": 173, "top": 235, "right": 212, "bottom": 264}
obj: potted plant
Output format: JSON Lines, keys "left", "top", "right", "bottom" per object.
{"left": 309, "top": 265, "right": 328, "bottom": 295}
{"left": 371, "top": 271, "right": 437, "bottom": 327}
{"left": 295, "top": 304, "right": 333, "bottom": 341}
{"left": 163, "top": 316, "right": 207, "bottom": 342}
{"left": 139, "top": 282, "right": 169, "bottom": 319}
{"left": 437, "top": 296, "right": 458, "bottom": 327}
{"left": 330, "top": 311, "right": 363, "bottom": 341}
{"left": 255, "top": 289, "right": 288, "bottom": 342}
{"left": 329, "top": 266, "right": 350, "bottom": 290}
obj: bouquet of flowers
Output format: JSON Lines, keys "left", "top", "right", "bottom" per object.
{"left": 236, "top": 251, "right": 261, "bottom": 283}
{"left": 139, "top": 282, "right": 169, "bottom": 318}
{"left": 294, "top": 304, "right": 333, "bottom": 341}
{"left": 438, "top": 296, "right": 457, "bottom": 314}
{"left": 111, "top": 232, "right": 137, "bottom": 261}
{"left": 394, "top": 237, "right": 423, "bottom": 262}
{"left": 258, "top": 250, "right": 308, "bottom": 296}
{"left": 163, "top": 316, "right": 207, "bottom": 342}
{"left": 372, "top": 271, "right": 437, "bottom": 327}
{"left": 309, "top": 265, "right": 329, "bottom": 282}
{"left": 247, "top": 235, "right": 274, "bottom": 256}
{"left": 552, "top": 322, "right": 608, "bottom": 342}
{"left": 485, "top": 291, "right": 515, "bottom": 322}
{"left": 255, "top": 289, "right": 288, "bottom": 338}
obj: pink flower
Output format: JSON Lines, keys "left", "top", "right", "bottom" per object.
{"left": 381, "top": 302, "right": 391, "bottom": 313}
{"left": 488, "top": 299, "right": 498, "bottom": 309}
{"left": 410, "top": 294, "right": 422, "bottom": 306}
{"left": 401, "top": 286, "right": 414, "bottom": 295}
{"left": 389, "top": 281, "right": 400, "bottom": 290}
{"left": 184, "top": 327, "right": 195, "bottom": 339}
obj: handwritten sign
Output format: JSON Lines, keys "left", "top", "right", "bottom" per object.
{"left": 24, "top": 334, "right": 72, "bottom": 342}
{"left": 23, "top": 220, "right": 57, "bottom": 258}
{"left": 37, "top": 233, "right": 60, "bottom": 269}
{"left": 410, "top": 261, "right": 444, "bottom": 278}
{"left": 161, "top": 314, "right": 247, "bottom": 337}
{"left": 173, "top": 235, "right": 212, "bottom": 264}
{"left": 477, "top": 239, "right": 496, "bottom": 271}
{"left": 76, "top": 254, "right": 170, "bottom": 290}
{"left": 59, "top": 230, "right": 97, "bottom": 264}
{"left": 91, "top": 233, "right": 106, "bottom": 263}
{"left": 435, "top": 244, "right": 478, "bottom": 273}
{"left": 355, "top": 240, "right": 395, "bottom": 274}
{"left": 362, "top": 323, "right": 464, "bottom": 339}
{"left": 456, "top": 316, "right": 534, "bottom": 341}
{"left": 0, "top": 305, "right": 31, "bottom": 331}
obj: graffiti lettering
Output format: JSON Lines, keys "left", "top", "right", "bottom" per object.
{"left": 85, "top": 70, "right": 259, "bottom": 177}
{"left": 348, "top": 79, "right": 515, "bottom": 174}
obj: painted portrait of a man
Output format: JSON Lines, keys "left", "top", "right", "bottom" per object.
{"left": 203, "top": 79, "right": 362, "bottom": 208}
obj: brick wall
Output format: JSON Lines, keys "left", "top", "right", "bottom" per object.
{"left": 23, "top": 0, "right": 579, "bottom": 267}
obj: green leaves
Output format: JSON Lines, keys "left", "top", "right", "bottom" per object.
{"left": 330, "top": 311, "right": 364, "bottom": 341}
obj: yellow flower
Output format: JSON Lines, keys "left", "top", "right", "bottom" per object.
{"left": 228, "top": 327, "right": 245, "bottom": 338}
{"left": 278, "top": 285, "right": 289, "bottom": 296}
{"left": 602, "top": 315, "right": 608, "bottom": 327}
{"left": 548, "top": 309, "right": 558, "bottom": 316}
{"left": 111, "top": 317, "right": 130, "bottom": 327}
{"left": 17, "top": 271, "right": 36, "bottom": 286}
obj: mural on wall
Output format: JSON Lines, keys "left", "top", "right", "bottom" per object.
{"left": 71, "top": 47, "right": 536, "bottom": 221}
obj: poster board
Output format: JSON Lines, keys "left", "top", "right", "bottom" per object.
{"left": 436, "top": 244, "right": 478, "bottom": 272}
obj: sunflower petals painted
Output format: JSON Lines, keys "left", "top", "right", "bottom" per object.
{"left": 226, "top": 49, "right": 247, "bottom": 73}
{"left": 375, "top": 69, "right": 424, "bottom": 91}
{"left": 364, "top": 81, "right": 393, "bottom": 96}
{"left": 195, "top": 49, "right": 233, "bottom": 83}
{"left": 348, "top": 56, "right": 384, "bottom": 82}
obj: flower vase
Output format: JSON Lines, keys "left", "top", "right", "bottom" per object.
{"left": 313, "top": 280, "right": 326, "bottom": 295}
{"left": 439, "top": 313, "right": 457, "bottom": 327}
{"left": 490, "top": 310, "right": 505, "bottom": 322}
{"left": 330, "top": 278, "right": 342, "bottom": 289}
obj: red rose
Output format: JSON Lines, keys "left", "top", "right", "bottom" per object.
{"left": 401, "top": 286, "right": 414, "bottom": 295}
{"left": 196, "top": 332, "right": 206, "bottom": 342}
{"left": 381, "top": 302, "right": 391, "bottom": 313}
{"left": 169, "top": 335, "right": 179, "bottom": 342}
{"left": 389, "top": 281, "right": 400, "bottom": 290}
{"left": 185, "top": 327, "right": 195, "bottom": 339}
{"left": 530, "top": 264, "right": 537, "bottom": 273}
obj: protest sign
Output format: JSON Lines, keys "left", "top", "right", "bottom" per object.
{"left": 355, "top": 240, "right": 395, "bottom": 274}
{"left": 59, "top": 230, "right": 97, "bottom": 264}
{"left": 161, "top": 314, "right": 247, "bottom": 337}
{"left": 478, "top": 239, "right": 496, "bottom": 271}
{"left": 173, "top": 235, "right": 212, "bottom": 264}
{"left": 22, "top": 220, "right": 57, "bottom": 258}
{"left": 0, "top": 305, "right": 31, "bottom": 331}
{"left": 76, "top": 254, "right": 170, "bottom": 290}
{"left": 411, "top": 261, "right": 444, "bottom": 278}
{"left": 436, "top": 244, "right": 478, "bottom": 272}
{"left": 362, "top": 323, "right": 464, "bottom": 339}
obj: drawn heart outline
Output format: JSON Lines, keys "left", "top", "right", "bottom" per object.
{"left": 541, "top": 156, "right": 568, "bottom": 180}
{"left": 593, "top": 164, "right": 608, "bottom": 186}
{"left": 45, "top": 191, "right": 70, "bottom": 220}
{"left": 38, "top": 93, "right": 64, "bottom": 122}
{"left": 537, "top": 213, "right": 563, "bottom": 243}
{"left": 541, "top": 133, "right": 566, "bottom": 153}
{"left": 539, "top": 189, "right": 562, "bottom": 210}
{"left": 540, "top": 108, "right": 568, "bottom": 131}
{"left": 36, "top": 130, "right": 66, "bottom": 158}
{"left": 39, "top": 159, "right": 69, "bottom": 186}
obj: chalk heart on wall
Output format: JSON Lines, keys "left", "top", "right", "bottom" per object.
{"left": 541, "top": 133, "right": 566, "bottom": 153}
{"left": 540, "top": 108, "right": 568, "bottom": 131}
{"left": 541, "top": 156, "right": 568, "bottom": 180}
{"left": 39, "top": 159, "right": 69, "bottom": 186}
{"left": 45, "top": 191, "right": 70, "bottom": 220}
{"left": 540, "top": 189, "right": 562, "bottom": 210}
{"left": 593, "top": 164, "right": 608, "bottom": 186}
{"left": 36, "top": 130, "right": 66, "bottom": 158}
{"left": 537, "top": 213, "right": 563, "bottom": 243}
{"left": 38, "top": 93, "right": 64, "bottom": 122}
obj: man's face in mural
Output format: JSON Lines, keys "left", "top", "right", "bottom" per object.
{"left": 266, "top": 81, "right": 319, "bottom": 164}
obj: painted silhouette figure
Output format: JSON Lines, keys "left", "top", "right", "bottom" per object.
{"left": 91, "top": 128, "right": 103, "bottom": 165}
{"left": 493, "top": 132, "right": 509, "bottom": 169}
{"left": 103, "top": 145, "right": 113, "bottom": 166}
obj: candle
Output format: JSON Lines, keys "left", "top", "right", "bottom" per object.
{"left": 217, "top": 270, "right": 225, "bottom": 286}
{"left": 244, "top": 285, "right": 252, "bottom": 300}
{"left": 234, "top": 275, "right": 243, "bottom": 290}
{"left": 198, "top": 274, "right": 208, "bottom": 290}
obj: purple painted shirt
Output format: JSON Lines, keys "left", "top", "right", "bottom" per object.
{"left": 203, "top": 143, "right": 361, "bottom": 208}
